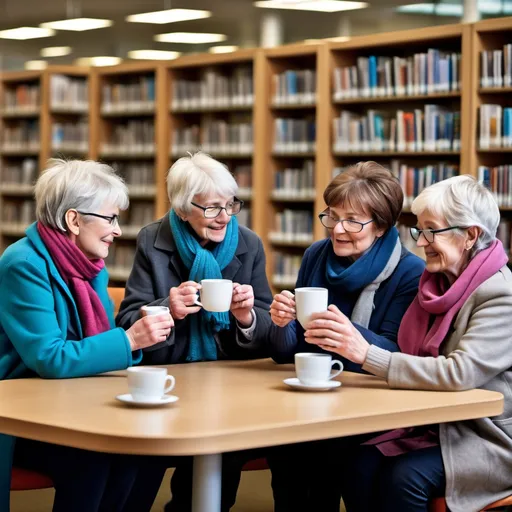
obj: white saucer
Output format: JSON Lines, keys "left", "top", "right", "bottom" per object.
{"left": 116, "top": 393, "right": 179, "bottom": 407}
{"left": 283, "top": 378, "right": 341, "bottom": 391}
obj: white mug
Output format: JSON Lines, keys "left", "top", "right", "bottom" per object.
{"left": 295, "top": 287, "right": 328, "bottom": 329}
{"left": 295, "top": 353, "right": 343, "bottom": 386}
{"left": 141, "top": 305, "right": 170, "bottom": 317}
{"left": 127, "top": 367, "right": 175, "bottom": 402}
{"left": 195, "top": 279, "right": 233, "bottom": 312}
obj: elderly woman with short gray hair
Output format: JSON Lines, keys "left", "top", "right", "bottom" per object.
{"left": 316, "top": 175, "right": 512, "bottom": 512}
{"left": 116, "top": 151, "right": 273, "bottom": 511}
{"left": 0, "top": 159, "right": 171, "bottom": 511}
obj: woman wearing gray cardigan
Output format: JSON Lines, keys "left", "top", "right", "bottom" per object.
{"left": 304, "top": 175, "right": 512, "bottom": 512}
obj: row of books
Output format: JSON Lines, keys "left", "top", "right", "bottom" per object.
{"left": 51, "top": 75, "right": 88, "bottom": 111}
{"left": 391, "top": 162, "right": 459, "bottom": 206}
{"left": 171, "top": 67, "right": 254, "bottom": 110}
{"left": 102, "top": 76, "right": 155, "bottom": 112}
{"left": 333, "top": 51, "right": 461, "bottom": 100}
{"left": 273, "top": 160, "right": 315, "bottom": 199}
{"left": 333, "top": 106, "right": 461, "bottom": 153}
{"left": 397, "top": 223, "right": 424, "bottom": 259}
{"left": 496, "top": 220, "right": 512, "bottom": 256}
{"left": 1, "top": 199, "right": 35, "bottom": 224}
{"left": 274, "top": 118, "right": 316, "bottom": 154}
{"left": 269, "top": 209, "right": 314, "bottom": 244}
{"left": 478, "top": 165, "right": 512, "bottom": 207}
{"left": 101, "top": 120, "right": 154, "bottom": 155}
{"left": 479, "top": 104, "right": 512, "bottom": 148}
{"left": 272, "top": 252, "right": 302, "bottom": 287}
{"left": 119, "top": 202, "right": 155, "bottom": 230}
{"left": 0, "top": 158, "right": 37, "bottom": 186}
{"left": 480, "top": 46, "right": 512, "bottom": 88}
{"left": 110, "top": 162, "right": 155, "bottom": 190}
{"left": 1, "top": 120, "right": 39, "bottom": 151}
{"left": 2, "top": 84, "right": 40, "bottom": 111}
{"left": 233, "top": 165, "right": 252, "bottom": 191}
{"left": 105, "top": 244, "right": 137, "bottom": 276}
{"left": 52, "top": 121, "right": 88, "bottom": 152}
{"left": 272, "top": 69, "right": 316, "bottom": 105}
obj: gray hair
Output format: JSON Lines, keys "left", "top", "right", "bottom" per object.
{"left": 167, "top": 152, "right": 238, "bottom": 214}
{"left": 411, "top": 175, "right": 500, "bottom": 257}
{"left": 35, "top": 159, "right": 129, "bottom": 231}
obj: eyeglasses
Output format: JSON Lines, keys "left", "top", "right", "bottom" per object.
{"left": 77, "top": 211, "right": 120, "bottom": 226}
{"left": 191, "top": 198, "right": 244, "bottom": 219}
{"left": 318, "top": 213, "right": 374, "bottom": 233}
{"left": 410, "top": 226, "right": 464, "bottom": 244}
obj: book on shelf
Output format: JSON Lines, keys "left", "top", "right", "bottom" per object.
{"left": 1, "top": 120, "right": 40, "bottom": 151}
{"left": 52, "top": 120, "right": 88, "bottom": 152}
{"left": 101, "top": 120, "right": 154, "bottom": 154}
{"left": 478, "top": 165, "right": 512, "bottom": 207}
{"left": 0, "top": 158, "right": 37, "bottom": 187}
{"left": 274, "top": 118, "right": 316, "bottom": 154}
{"left": 273, "top": 252, "right": 302, "bottom": 287}
{"left": 397, "top": 223, "right": 425, "bottom": 260}
{"left": 333, "top": 106, "right": 460, "bottom": 153}
{"left": 2, "top": 83, "right": 40, "bottom": 112}
{"left": 233, "top": 164, "right": 252, "bottom": 199}
{"left": 273, "top": 160, "right": 315, "bottom": 199}
{"left": 102, "top": 75, "right": 155, "bottom": 113}
{"left": 272, "top": 69, "right": 316, "bottom": 105}
{"left": 497, "top": 219, "right": 512, "bottom": 258}
{"left": 105, "top": 244, "right": 137, "bottom": 279}
{"left": 50, "top": 75, "right": 88, "bottom": 111}
{"left": 480, "top": 46, "right": 512, "bottom": 88}
{"left": 172, "top": 66, "right": 254, "bottom": 110}
{"left": 479, "top": 104, "right": 512, "bottom": 149}
{"left": 269, "top": 209, "right": 313, "bottom": 244}
{"left": 2, "top": 199, "right": 35, "bottom": 225}
{"left": 119, "top": 202, "right": 155, "bottom": 231}
{"left": 110, "top": 161, "right": 155, "bottom": 195}
{"left": 333, "top": 50, "right": 461, "bottom": 100}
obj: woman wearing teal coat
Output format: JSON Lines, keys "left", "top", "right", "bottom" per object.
{"left": 0, "top": 159, "right": 173, "bottom": 511}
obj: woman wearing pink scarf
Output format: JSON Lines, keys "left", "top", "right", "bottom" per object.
{"left": 305, "top": 175, "right": 512, "bottom": 512}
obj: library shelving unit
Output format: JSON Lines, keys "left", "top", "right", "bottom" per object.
{"left": 254, "top": 43, "right": 332, "bottom": 291}
{"left": 472, "top": 17, "right": 512, "bottom": 258}
{"left": 90, "top": 62, "right": 165, "bottom": 284}
{"left": 167, "top": 49, "right": 258, "bottom": 232}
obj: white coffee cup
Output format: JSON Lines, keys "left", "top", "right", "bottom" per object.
{"left": 295, "top": 353, "right": 343, "bottom": 386}
{"left": 295, "top": 287, "right": 328, "bottom": 328}
{"left": 195, "top": 279, "right": 233, "bottom": 312}
{"left": 141, "top": 306, "right": 170, "bottom": 317}
{"left": 127, "top": 367, "right": 175, "bottom": 402}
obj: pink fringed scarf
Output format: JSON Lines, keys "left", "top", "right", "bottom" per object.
{"left": 365, "top": 239, "right": 508, "bottom": 456}
{"left": 37, "top": 222, "right": 111, "bottom": 338}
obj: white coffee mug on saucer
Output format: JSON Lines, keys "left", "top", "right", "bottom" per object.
{"left": 127, "top": 367, "right": 175, "bottom": 403}
{"left": 294, "top": 353, "right": 343, "bottom": 386}
{"left": 294, "top": 287, "right": 328, "bottom": 329}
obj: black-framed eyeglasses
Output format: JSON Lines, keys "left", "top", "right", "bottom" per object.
{"left": 77, "top": 211, "right": 120, "bottom": 226}
{"left": 191, "top": 198, "right": 244, "bottom": 219}
{"left": 410, "top": 226, "right": 464, "bottom": 244}
{"left": 318, "top": 213, "right": 374, "bottom": 233}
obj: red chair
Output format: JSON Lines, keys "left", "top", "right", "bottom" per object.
{"left": 10, "top": 467, "right": 53, "bottom": 491}
{"left": 242, "top": 458, "right": 269, "bottom": 472}
{"left": 430, "top": 495, "right": 512, "bottom": 511}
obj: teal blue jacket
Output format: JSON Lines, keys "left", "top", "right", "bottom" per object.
{"left": 0, "top": 223, "right": 141, "bottom": 509}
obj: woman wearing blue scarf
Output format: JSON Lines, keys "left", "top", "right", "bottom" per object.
{"left": 267, "top": 161, "right": 425, "bottom": 512}
{"left": 116, "top": 152, "right": 272, "bottom": 511}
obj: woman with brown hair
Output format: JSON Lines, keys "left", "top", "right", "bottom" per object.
{"left": 267, "top": 161, "right": 425, "bottom": 511}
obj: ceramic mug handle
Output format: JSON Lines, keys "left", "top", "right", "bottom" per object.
{"left": 329, "top": 360, "right": 344, "bottom": 380}
{"left": 164, "top": 375, "right": 176, "bottom": 394}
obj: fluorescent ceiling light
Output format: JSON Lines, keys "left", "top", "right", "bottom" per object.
{"left": 128, "top": 50, "right": 181, "bottom": 60}
{"left": 209, "top": 45, "right": 239, "bottom": 54}
{"left": 397, "top": 1, "right": 512, "bottom": 16}
{"left": 126, "top": 8, "right": 211, "bottom": 24}
{"left": 155, "top": 32, "right": 227, "bottom": 44}
{"left": 41, "top": 46, "right": 72, "bottom": 57}
{"left": 25, "top": 60, "right": 48, "bottom": 70}
{"left": 0, "top": 27, "right": 55, "bottom": 40}
{"left": 40, "top": 18, "right": 112, "bottom": 31}
{"left": 328, "top": 35, "right": 351, "bottom": 42}
{"left": 254, "top": 1, "right": 368, "bottom": 13}
{"left": 75, "top": 56, "right": 121, "bottom": 67}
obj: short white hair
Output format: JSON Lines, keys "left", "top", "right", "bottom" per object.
{"left": 411, "top": 175, "right": 500, "bottom": 256}
{"left": 167, "top": 152, "right": 238, "bottom": 214}
{"left": 35, "top": 159, "right": 129, "bottom": 231}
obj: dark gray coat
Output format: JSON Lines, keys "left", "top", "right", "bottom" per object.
{"left": 116, "top": 215, "right": 272, "bottom": 364}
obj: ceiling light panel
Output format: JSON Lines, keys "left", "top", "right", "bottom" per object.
{"left": 209, "top": 45, "right": 239, "bottom": 54}
{"left": 126, "top": 8, "right": 211, "bottom": 24}
{"left": 25, "top": 60, "right": 48, "bottom": 70}
{"left": 254, "top": 1, "right": 368, "bottom": 13}
{"left": 155, "top": 32, "right": 227, "bottom": 44}
{"left": 128, "top": 50, "right": 181, "bottom": 60}
{"left": 41, "top": 46, "right": 72, "bottom": 57}
{"left": 0, "top": 27, "right": 55, "bottom": 40}
{"left": 40, "top": 18, "right": 112, "bottom": 31}
{"left": 75, "top": 56, "right": 121, "bottom": 67}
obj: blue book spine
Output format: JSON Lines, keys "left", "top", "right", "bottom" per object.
{"left": 369, "top": 56, "right": 377, "bottom": 94}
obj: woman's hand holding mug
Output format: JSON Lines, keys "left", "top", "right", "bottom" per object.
{"left": 169, "top": 281, "right": 202, "bottom": 320}
{"left": 270, "top": 290, "right": 296, "bottom": 327}
{"left": 126, "top": 310, "right": 174, "bottom": 351}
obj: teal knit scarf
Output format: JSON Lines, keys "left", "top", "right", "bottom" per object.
{"left": 170, "top": 210, "right": 239, "bottom": 361}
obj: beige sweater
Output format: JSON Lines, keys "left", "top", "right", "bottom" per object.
{"left": 363, "top": 265, "right": 512, "bottom": 512}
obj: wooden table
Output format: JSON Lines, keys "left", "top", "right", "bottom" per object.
{"left": 0, "top": 359, "right": 504, "bottom": 512}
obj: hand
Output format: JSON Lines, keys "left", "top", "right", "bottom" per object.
{"left": 304, "top": 305, "right": 370, "bottom": 365}
{"left": 126, "top": 313, "right": 174, "bottom": 351}
{"left": 230, "top": 283, "right": 254, "bottom": 327}
{"left": 169, "top": 281, "right": 202, "bottom": 320}
{"left": 270, "top": 290, "right": 296, "bottom": 328}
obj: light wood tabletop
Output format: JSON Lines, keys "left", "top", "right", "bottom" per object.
{"left": 0, "top": 359, "right": 503, "bottom": 456}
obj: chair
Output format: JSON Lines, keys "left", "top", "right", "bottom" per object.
{"left": 430, "top": 495, "right": 512, "bottom": 511}
{"left": 242, "top": 458, "right": 268, "bottom": 472}
{"left": 107, "top": 287, "right": 125, "bottom": 316}
{"left": 10, "top": 467, "right": 53, "bottom": 491}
